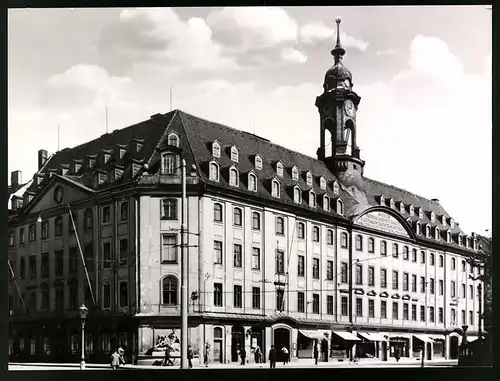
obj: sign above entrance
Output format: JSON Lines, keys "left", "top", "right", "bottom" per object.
{"left": 355, "top": 210, "right": 409, "bottom": 238}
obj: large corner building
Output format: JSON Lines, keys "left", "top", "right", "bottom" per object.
{"left": 8, "top": 19, "right": 485, "bottom": 365}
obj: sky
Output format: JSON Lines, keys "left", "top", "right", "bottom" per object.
{"left": 8, "top": 6, "right": 492, "bottom": 235}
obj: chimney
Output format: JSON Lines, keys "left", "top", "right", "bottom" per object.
{"left": 431, "top": 198, "right": 439, "bottom": 202}
{"left": 38, "top": 149, "right": 48, "bottom": 170}
{"left": 11, "top": 170, "right": 22, "bottom": 187}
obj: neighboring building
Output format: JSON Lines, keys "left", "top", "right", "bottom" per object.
{"left": 8, "top": 19, "right": 485, "bottom": 365}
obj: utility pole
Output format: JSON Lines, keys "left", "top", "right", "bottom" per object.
{"left": 478, "top": 284, "right": 482, "bottom": 345}
{"left": 180, "top": 158, "right": 188, "bottom": 369}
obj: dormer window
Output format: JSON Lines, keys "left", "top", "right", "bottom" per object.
{"left": 473, "top": 239, "right": 478, "bottom": 250}
{"left": 426, "top": 225, "right": 431, "bottom": 238}
{"left": 292, "top": 166, "right": 299, "bottom": 181}
{"left": 276, "top": 162, "right": 284, "bottom": 177}
{"left": 88, "top": 159, "right": 96, "bottom": 168}
{"left": 212, "top": 141, "right": 221, "bottom": 158}
{"left": 73, "top": 162, "right": 82, "bottom": 173}
{"left": 379, "top": 195, "right": 385, "bottom": 206}
{"left": 409, "top": 205, "right": 415, "bottom": 216}
{"left": 293, "top": 186, "right": 302, "bottom": 204}
{"left": 441, "top": 216, "right": 447, "bottom": 226}
{"left": 61, "top": 167, "right": 68, "bottom": 176}
{"left": 320, "top": 176, "right": 326, "bottom": 190}
{"left": 399, "top": 202, "right": 405, "bottom": 214}
{"left": 230, "top": 146, "right": 239, "bottom": 162}
{"left": 135, "top": 142, "right": 143, "bottom": 152}
{"left": 309, "top": 190, "right": 316, "bottom": 208}
{"left": 132, "top": 163, "right": 142, "bottom": 177}
{"left": 333, "top": 181, "right": 339, "bottom": 195}
{"left": 36, "top": 175, "right": 43, "bottom": 185}
{"left": 416, "top": 222, "right": 421, "bottom": 235}
{"left": 271, "top": 179, "right": 280, "bottom": 198}
{"left": 389, "top": 198, "right": 395, "bottom": 209}
{"left": 104, "top": 153, "right": 111, "bottom": 164}
{"left": 255, "top": 155, "right": 263, "bottom": 170}
{"left": 114, "top": 168, "right": 124, "bottom": 181}
{"left": 209, "top": 161, "right": 219, "bottom": 182}
{"left": 323, "top": 195, "right": 330, "bottom": 212}
{"left": 447, "top": 231, "right": 452, "bottom": 243}
{"left": 336, "top": 198, "right": 344, "bottom": 215}
{"left": 161, "top": 152, "right": 178, "bottom": 175}
{"left": 248, "top": 172, "right": 257, "bottom": 192}
{"left": 458, "top": 234, "right": 463, "bottom": 246}
{"left": 466, "top": 236, "right": 471, "bottom": 248}
{"left": 430, "top": 211, "right": 436, "bottom": 223}
{"left": 418, "top": 208, "right": 424, "bottom": 219}
{"left": 229, "top": 167, "right": 239, "bottom": 187}
{"left": 168, "top": 133, "right": 180, "bottom": 147}
{"left": 119, "top": 149, "right": 126, "bottom": 159}
{"left": 450, "top": 218, "right": 455, "bottom": 228}
{"left": 306, "top": 172, "right": 313, "bottom": 186}
{"left": 435, "top": 227, "right": 440, "bottom": 240}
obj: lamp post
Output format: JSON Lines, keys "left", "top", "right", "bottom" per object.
{"left": 461, "top": 325, "right": 468, "bottom": 345}
{"left": 79, "top": 303, "right": 88, "bottom": 370}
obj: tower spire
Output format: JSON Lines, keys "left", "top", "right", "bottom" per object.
{"left": 331, "top": 17, "right": 346, "bottom": 63}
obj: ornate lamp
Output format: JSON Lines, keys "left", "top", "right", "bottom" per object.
{"left": 79, "top": 303, "right": 88, "bottom": 370}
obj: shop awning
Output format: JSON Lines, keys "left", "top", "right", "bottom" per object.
{"left": 332, "top": 330, "right": 361, "bottom": 341}
{"left": 299, "top": 330, "right": 330, "bottom": 340}
{"left": 357, "top": 332, "right": 373, "bottom": 341}
{"left": 367, "top": 332, "right": 388, "bottom": 342}
{"left": 466, "top": 336, "right": 479, "bottom": 342}
{"left": 412, "top": 334, "right": 434, "bottom": 343}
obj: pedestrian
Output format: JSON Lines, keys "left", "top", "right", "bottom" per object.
{"left": 254, "top": 345, "right": 262, "bottom": 364}
{"left": 111, "top": 347, "right": 125, "bottom": 370}
{"left": 281, "top": 346, "right": 289, "bottom": 365}
{"left": 240, "top": 347, "right": 246, "bottom": 365}
{"left": 187, "top": 345, "right": 194, "bottom": 368}
{"left": 163, "top": 344, "right": 174, "bottom": 366}
{"left": 395, "top": 346, "right": 401, "bottom": 362}
{"left": 269, "top": 345, "right": 277, "bottom": 369}
{"left": 313, "top": 340, "right": 319, "bottom": 365}
{"left": 204, "top": 342, "right": 210, "bottom": 367}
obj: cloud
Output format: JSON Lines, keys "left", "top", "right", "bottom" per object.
{"left": 376, "top": 48, "right": 396, "bottom": 56}
{"left": 206, "top": 7, "right": 298, "bottom": 51}
{"left": 299, "top": 22, "right": 369, "bottom": 51}
{"left": 280, "top": 47, "right": 307, "bottom": 64}
{"left": 98, "top": 7, "right": 238, "bottom": 72}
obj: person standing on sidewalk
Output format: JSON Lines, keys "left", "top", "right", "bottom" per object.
{"left": 204, "top": 342, "right": 211, "bottom": 368}
{"left": 187, "top": 345, "right": 194, "bottom": 369}
{"left": 313, "top": 341, "right": 319, "bottom": 365}
{"left": 281, "top": 346, "right": 289, "bottom": 365}
{"left": 269, "top": 345, "right": 277, "bottom": 368}
{"left": 111, "top": 348, "right": 125, "bottom": 370}
{"left": 240, "top": 347, "right": 246, "bottom": 365}
{"left": 394, "top": 346, "right": 401, "bottom": 362}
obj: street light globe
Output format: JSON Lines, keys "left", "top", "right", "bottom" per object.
{"left": 79, "top": 303, "right": 88, "bottom": 320}
{"left": 37, "top": 215, "right": 42, "bottom": 223}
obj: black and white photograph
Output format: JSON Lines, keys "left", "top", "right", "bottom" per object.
{"left": 7, "top": 5, "right": 492, "bottom": 371}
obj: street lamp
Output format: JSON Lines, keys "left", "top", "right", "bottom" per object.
{"left": 461, "top": 325, "right": 468, "bottom": 345}
{"left": 79, "top": 303, "right": 88, "bottom": 370}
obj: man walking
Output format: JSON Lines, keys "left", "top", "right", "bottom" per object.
{"left": 204, "top": 342, "right": 210, "bottom": 367}
{"left": 314, "top": 340, "right": 319, "bottom": 365}
{"left": 187, "top": 345, "right": 194, "bottom": 368}
{"left": 269, "top": 345, "right": 277, "bottom": 368}
{"left": 281, "top": 346, "right": 289, "bottom": 365}
{"left": 111, "top": 348, "right": 125, "bottom": 370}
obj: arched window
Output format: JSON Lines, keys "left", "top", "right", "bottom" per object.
{"left": 355, "top": 235, "right": 363, "bottom": 251}
{"left": 447, "top": 231, "right": 452, "bottom": 243}
{"left": 416, "top": 222, "right": 421, "bottom": 235}
{"left": 28, "top": 224, "right": 36, "bottom": 242}
{"left": 229, "top": 167, "right": 239, "bottom": 187}
{"left": 233, "top": 207, "right": 242, "bottom": 226}
{"left": 368, "top": 237, "right": 375, "bottom": 253}
{"left": 312, "top": 226, "right": 320, "bottom": 242}
{"left": 327, "top": 229, "right": 334, "bottom": 245}
{"left": 294, "top": 186, "right": 302, "bottom": 204}
{"left": 209, "top": 162, "right": 219, "bottom": 181}
{"left": 214, "top": 327, "right": 223, "bottom": 339}
{"left": 392, "top": 243, "right": 399, "bottom": 258}
{"left": 336, "top": 199, "right": 344, "bottom": 215}
{"left": 84, "top": 208, "right": 93, "bottom": 229}
{"left": 275, "top": 217, "right": 284, "bottom": 235}
{"left": 399, "top": 202, "right": 405, "bottom": 214}
{"left": 276, "top": 162, "right": 284, "bottom": 177}
{"left": 320, "top": 177, "right": 327, "bottom": 190}
{"left": 162, "top": 276, "right": 178, "bottom": 306}
{"left": 68, "top": 278, "right": 79, "bottom": 310}
{"left": 213, "top": 203, "right": 223, "bottom": 222}
{"left": 297, "top": 222, "right": 305, "bottom": 239}
{"left": 461, "top": 260, "right": 466, "bottom": 272}
{"left": 458, "top": 234, "right": 463, "bottom": 246}
{"left": 426, "top": 225, "right": 431, "bottom": 238}
{"left": 390, "top": 198, "right": 395, "bottom": 209}
{"left": 340, "top": 232, "right": 348, "bottom": 248}
{"left": 435, "top": 228, "right": 440, "bottom": 240}
{"left": 161, "top": 153, "right": 177, "bottom": 174}
{"left": 409, "top": 205, "right": 415, "bottom": 216}
{"left": 271, "top": 179, "right": 280, "bottom": 198}
{"left": 252, "top": 212, "right": 260, "bottom": 230}
{"left": 41, "top": 220, "right": 49, "bottom": 240}
{"left": 55, "top": 216, "right": 63, "bottom": 237}
{"left": 168, "top": 133, "right": 179, "bottom": 147}
{"left": 306, "top": 172, "right": 313, "bottom": 186}
{"left": 40, "top": 283, "right": 49, "bottom": 311}
{"left": 292, "top": 166, "right": 299, "bottom": 181}
{"left": 379, "top": 195, "right": 385, "bottom": 205}
{"left": 254, "top": 155, "right": 262, "bottom": 170}
{"left": 230, "top": 146, "right": 239, "bottom": 162}
{"left": 403, "top": 246, "right": 409, "bottom": 260}
{"left": 380, "top": 241, "right": 387, "bottom": 256}
{"left": 333, "top": 181, "right": 339, "bottom": 195}
{"left": 248, "top": 173, "right": 257, "bottom": 192}
{"left": 161, "top": 199, "right": 177, "bottom": 220}
{"left": 430, "top": 211, "right": 435, "bottom": 223}
{"left": 309, "top": 191, "right": 316, "bottom": 208}
{"left": 212, "top": 141, "right": 221, "bottom": 158}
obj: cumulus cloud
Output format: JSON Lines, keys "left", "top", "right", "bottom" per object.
{"left": 299, "top": 22, "right": 369, "bottom": 51}
{"left": 376, "top": 48, "right": 396, "bottom": 56}
{"left": 280, "top": 47, "right": 307, "bottom": 64}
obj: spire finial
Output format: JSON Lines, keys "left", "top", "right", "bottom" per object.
{"left": 331, "top": 16, "right": 346, "bottom": 61}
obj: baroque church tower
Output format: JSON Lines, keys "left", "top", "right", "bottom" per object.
{"left": 316, "top": 18, "right": 367, "bottom": 199}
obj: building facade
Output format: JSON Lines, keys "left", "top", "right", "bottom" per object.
{"left": 8, "top": 19, "right": 484, "bottom": 365}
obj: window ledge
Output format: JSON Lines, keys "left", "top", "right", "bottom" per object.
{"left": 161, "top": 261, "right": 178, "bottom": 265}
{"left": 160, "top": 217, "right": 178, "bottom": 221}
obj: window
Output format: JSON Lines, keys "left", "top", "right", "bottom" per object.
{"left": 309, "top": 191, "right": 316, "bottom": 208}
{"left": 161, "top": 199, "right": 177, "bottom": 220}
{"left": 312, "top": 226, "right": 320, "bottom": 242}
{"left": 84, "top": 209, "right": 93, "bottom": 229}
{"left": 451, "top": 258, "right": 456, "bottom": 270}
{"left": 68, "top": 211, "right": 76, "bottom": 234}
{"left": 412, "top": 304, "right": 417, "bottom": 321}
{"left": 19, "top": 228, "right": 25, "bottom": 245}
{"left": 41, "top": 221, "right": 49, "bottom": 240}
{"left": 426, "top": 225, "right": 431, "bottom": 238}
{"left": 248, "top": 173, "right": 257, "bottom": 192}
{"left": 294, "top": 186, "right": 302, "bottom": 204}
{"left": 380, "top": 269, "right": 387, "bottom": 288}
{"left": 327, "top": 229, "right": 334, "bottom": 245}
{"left": 312, "top": 258, "right": 320, "bottom": 279}
{"left": 41, "top": 253, "right": 49, "bottom": 278}
{"left": 368, "top": 299, "right": 375, "bottom": 318}
{"left": 462, "top": 260, "right": 466, "bottom": 272}
{"left": 161, "top": 234, "right": 177, "bottom": 263}
{"left": 320, "top": 177, "right": 327, "bottom": 190}
{"left": 403, "top": 303, "right": 409, "bottom": 320}
{"left": 340, "top": 232, "right": 348, "bottom": 248}
{"left": 102, "top": 206, "right": 111, "bottom": 224}
{"left": 439, "top": 255, "right": 444, "bottom": 267}
{"left": 252, "top": 287, "right": 260, "bottom": 309}
{"left": 461, "top": 310, "right": 466, "bottom": 325}
{"left": 416, "top": 222, "right": 421, "bottom": 235}
{"left": 392, "top": 302, "right": 399, "bottom": 320}
{"left": 161, "top": 153, "right": 177, "bottom": 174}
{"left": 119, "top": 239, "right": 128, "bottom": 266}
{"left": 275, "top": 216, "right": 284, "bottom": 235}
{"left": 214, "top": 203, "right": 223, "bottom": 222}
{"left": 451, "top": 281, "right": 456, "bottom": 298}
{"left": 341, "top": 262, "right": 348, "bottom": 283}
{"left": 400, "top": 202, "right": 405, "bottom": 214}
{"left": 168, "top": 133, "right": 179, "bottom": 147}
{"left": 54, "top": 250, "right": 63, "bottom": 276}
{"left": 420, "top": 251, "right": 426, "bottom": 264}
{"left": 430, "top": 278, "right": 435, "bottom": 294}
{"left": 252, "top": 248, "right": 260, "bottom": 270}
{"left": 420, "top": 306, "right": 426, "bottom": 321}
{"left": 8, "top": 231, "right": 14, "bottom": 246}
{"left": 341, "top": 296, "right": 348, "bottom": 316}
{"left": 420, "top": 277, "right": 426, "bottom": 293}
{"left": 368, "top": 266, "right": 375, "bottom": 286}
{"left": 327, "top": 295, "right": 334, "bottom": 315}
{"left": 392, "top": 271, "right": 399, "bottom": 290}
{"left": 40, "top": 283, "right": 49, "bottom": 311}
{"left": 439, "top": 307, "right": 444, "bottom": 323}
{"left": 120, "top": 201, "right": 128, "bottom": 221}
{"left": 212, "top": 141, "right": 220, "bottom": 158}
{"left": 250, "top": 212, "right": 260, "bottom": 230}
{"left": 306, "top": 172, "right": 313, "bottom": 186}
{"left": 255, "top": 155, "right": 262, "bottom": 170}
{"left": 380, "top": 241, "right": 387, "bottom": 256}
{"left": 355, "top": 235, "right": 363, "bottom": 251}
{"left": 447, "top": 231, "right": 452, "bottom": 243}
{"left": 435, "top": 227, "right": 440, "bottom": 240}
{"left": 368, "top": 238, "right": 374, "bottom": 253}
{"left": 403, "top": 246, "right": 409, "bottom": 260}
{"left": 209, "top": 162, "right": 219, "bottom": 181}
{"left": 297, "top": 222, "right": 305, "bottom": 239}
{"left": 229, "top": 168, "right": 239, "bottom": 187}
{"left": 355, "top": 264, "right": 363, "bottom": 285}
{"left": 469, "top": 311, "right": 474, "bottom": 325}
{"left": 292, "top": 166, "right": 299, "bottom": 180}
{"left": 439, "top": 280, "right": 444, "bottom": 295}
{"left": 332, "top": 180, "right": 340, "bottom": 194}
{"left": 429, "top": 306, "right": 435, "bottom": 322}
{"left": 276, "top": 290, "right": 284, "bottom": 311}
{"left": 326, "top": 261, "right": 334, "bottom": 280}
{"left": 461, "top": 283, "right": 466, "bottom": 298}
{"left": 28, "top": 224, "right": 36, "bottom": 242}
{"left": 411, "top": 274, "right": 417, "bottom": 292}
{"left": 412, "top": 248, "right": 417, "bottom": 262}
{"left": 55, "top": 286, "right": 64, "bottom": 312}
{"left": 381, "top": 300, "right": 387, "bottom": 319}
{"left": 119, "top": 281, "right": 128, "bottom": 307}
{"left": 356, "top": 298, "right": 363, "bottom": 317}
{"left": 233, "top": 207, "right": 242, "bottom": 226}
{"left": 430, "top": 253, "right": 435, "bottom": 266}
{"left": 297, "top": 255, "right": 305, "bottom": 277}
{"left": 276, "top": 162, "right": 283, "bottom": 177}
{"left": 458, "top": 235, "right": 463, "bottom": 246}
{"left": 403, "top": 273, "right": 409, "bottom": 291}
{"left": 233, "top": 244, "right": 242, "bottom": 268}
{"left": 69, "top": 246, "right": 78, "bottom": 274}
{"left": 233, "top": 285, "right": 242, "bottom": 308}
{"left": 390, "top": 199, "right": 395, "bottom": 209}
{"left": 312, "top": 294, "right": 319, "bottom": 314}
{"left": 336, "top": 199, "right": 344, "bottom": 215}
{"left": 102, "top": 242, "right": 111, "bottom": 269}
{"left": 392, "top": 243, "right": 399, "bottom": 258}
{"left": 214, "top": 241, "right": 223, "bottom": 264}
{"left": 323, "top": 195, "right": 330, "bottom": 211}
{"left": 271, "top": 179, "right": 280, "bottom": 198}
{"left": 214, "top": 283, "right": 223, "bottom": 306}
{"left": 469, "top": 285, "right": 473, "bottom": 299}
